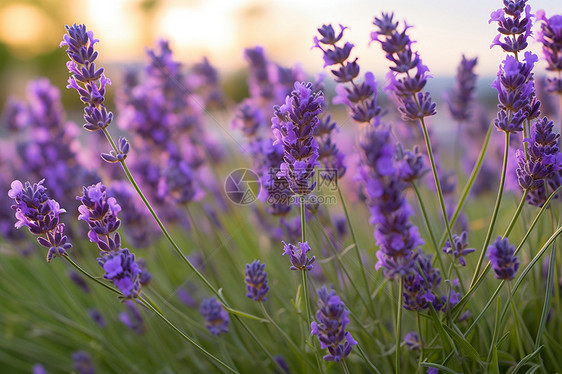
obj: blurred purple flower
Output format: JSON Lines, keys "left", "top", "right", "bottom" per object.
{"left": 119, "top": 299, "right": 145, "bottom": 334}
{"left": 310, "top": 286, "right": 357, "bottom": 362}
{"left": 488, "top": 236, "right": 520, "bottom": 280}
{"left": 199, "top": 297, "right": 229, "bottom": 336}
{"left": 245, "top": 260, "right": 269, "bottom": 301}
{"left": 445, "top": 55, "right": 478, "bottom": 122}
{"left": 536, "top": 10, "right": 562, "bottom": 94}
{"left": 72, "top": 350, "right": 95, "bottom": 374}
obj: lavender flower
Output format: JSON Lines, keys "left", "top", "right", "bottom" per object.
{"left": 487, "top": 236, "right": 520, "bottom": 280}
{"left": 158, "top": 155, "right": 203, "bottom": 205}
{"left": 77, "top": 183, "right": 122, "bottom": 251}
{"left": 357, "top": 126, "right": 424, "bottom": 279}
{"left": 402, "top": 252, "right": 441, "bottom": 311}
{"left": 536, "top": 10, "right": 562, "bottom": 94}
{"left": 282, "top": 241, "right": 316, "bottom": 271}
{"left": 119, "top": 299, "right": 145, "bottom": 334}
{"left": 403, "top": 332, "right": 421, "bottom": 351}
{"left": 199, "top": 297, "right": 229, "bottom": 336}
{"left": 491, "top": 52, "right": 540, "bottom": 133}
{"left": 442, "top": 231, "right": 475, "bottom": 266}
{"left": 397, "top": 146, "right": 428, "bottom": 182}
{"left": 2, "top": 97, "right": 27, "bottom": 132}
{"left": 100, "top": 136, "right": 130, "bottom": 163}
{"left": 32, "top": 364, "right": 47, "bottom": 374}
{"left": 72, "top": 351, "right": 95, "bottom": 374}
{"left": 310, "top": 286, "right": 357, "bottom": 362}
{"left": 489, "top": 0, "right": 533, "bottom": 54}
{"left": 245, "top": 260, "right": 269, "bottom": 301}
{"left": 8, "top": 179, "right": 71, "bottom": 262}
{"left": 97, "top": 248, "right": 142, "bottom": 298}
{"left": 315, "top": 115, "right": 346, "bottom": 179}
{"left": 88, "top": 308, "right": 106, "bottom": 328}
{"left": 445, "top": 55, "right": 478, "bottom": 122}
{"left": 61, "top": 24, "right": 113, "bottom": 132}
{"left": 517, "top": 117, "right": 562, "bottom": 206}
{"left": 272, "top": 81, "right": 323, "bottom": 195}
{"left": 371, "top": 13, "right": 436, "bottom": 122}
{"left": 314, "top": 24, "right": 382, "bottom": 125}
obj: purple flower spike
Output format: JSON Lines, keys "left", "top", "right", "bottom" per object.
{"left": 442, "top": 231, "right": 475, "bottom": 266}
{"left": 536, "top": 10, "right": 562, "bottom": 94}
{"left": 446, "top": 55, "right": 478, "bottom": 122}
{"left": 72, "top": 350, "right": 95, "bottom": 374}
{"left": 371, "top": 14, "right": 436, "bottom": 122}
{"left": 489, "top": 1, "right": 533, "bottom": 54}
{"left": 282, "top": 241, "right": 316, "bottom": 271}
{"left": 200, "top": 297, "right": 229, "bottom": 336}
{"left": 97, "top": 248, "right": 142, "bottom": 298}
{"left": 272, "top": 81, "right": 323, "bottom": 195}
{"left": 487, "top": 236, "right": 520, "bottom": 280}
{"left": 100, "top": 136, "right": 130, "bottom": 163}
{"left": 9, "top": 179, "right": 72, "bottom": 262}
{"left": 311, "top": 286, "right": 357, "bottom": 362}
{"left": 61, "top": 24, "right": 113, "bottom": 132}
{"left": 77, "top": 183, "right": 122, "bottom": 251}
{"left": 245, "top": 260, "right": 269, "bottom": 301}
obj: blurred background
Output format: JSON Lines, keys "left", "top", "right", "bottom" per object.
{"left": 1, "top": 0, "right": 562, "bottom": 107}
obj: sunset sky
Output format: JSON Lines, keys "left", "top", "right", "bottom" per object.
{"left": 1, "top": 0, "right": 561, "bottom": 78}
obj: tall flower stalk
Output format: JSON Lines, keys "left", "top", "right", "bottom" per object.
{"left": 470, "top": 0, "right": 539, "bottom": 285}
{"left": 370, "top": 12, "right": 455, "bottom": 261}
{"left": 272, "top": 81, "right": 324, "bottom": 370}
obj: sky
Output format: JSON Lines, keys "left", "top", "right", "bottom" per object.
{"left": 1, "top": 0, "right": 561, "bottom": 78}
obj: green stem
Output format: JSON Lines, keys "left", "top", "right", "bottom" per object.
{"left": 342, "top": 360, "right": 351, "bottom": 374}
{"left": 534, "top": 242, "right": 556, "bottom": 350}
{"left": 453, "top": 184, "right": 562, "bottom": 318}
{"left": 101, "top": 128, "right": 219, "bottom": 300}
{"left": 417, "top": 117, "right": 455, "bottom": 251}
{"left": 507, "top": 282, "right": 526, "bottom": 359}
{"left": 259, "top": 302, "right": 311, "bottom": 365}
{"left": 411, "top": 182, "right": 445, "bottom": 273}
{"left": 102, "top": 128, "right": 278, "bottom": 369}
{"left": 300, "top": 196, "right": 325, "bottom": 374}
{"left": 396, "top": 279, "right": 404, "bottom": 374}
{"left": 416, "top": 311, "right": 424, "bottom": 370}
{"left": 337, "top": 185, "right": 371, "bottom": 306}
{"left": 470, "top": 131, "right": 510, "bottom": 287}
{"left": 356, "top": 344, "right": 382, "bottom": 374}
{"left": 137, "top": 296, "right": 238, "bottom": 374}
{"left": 62, "top": 255, "right": 120, "bottom": 296}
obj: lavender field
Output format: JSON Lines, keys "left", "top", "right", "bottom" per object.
{"left": 1, "top": 0, "right": 562, "bottom": 373}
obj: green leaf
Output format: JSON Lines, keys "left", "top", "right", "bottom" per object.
{"left": 511, "top": 346, "right": 544, "bottom": 374}
{"left": 442, "top": 324, "right": 482, "bottom": 365}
